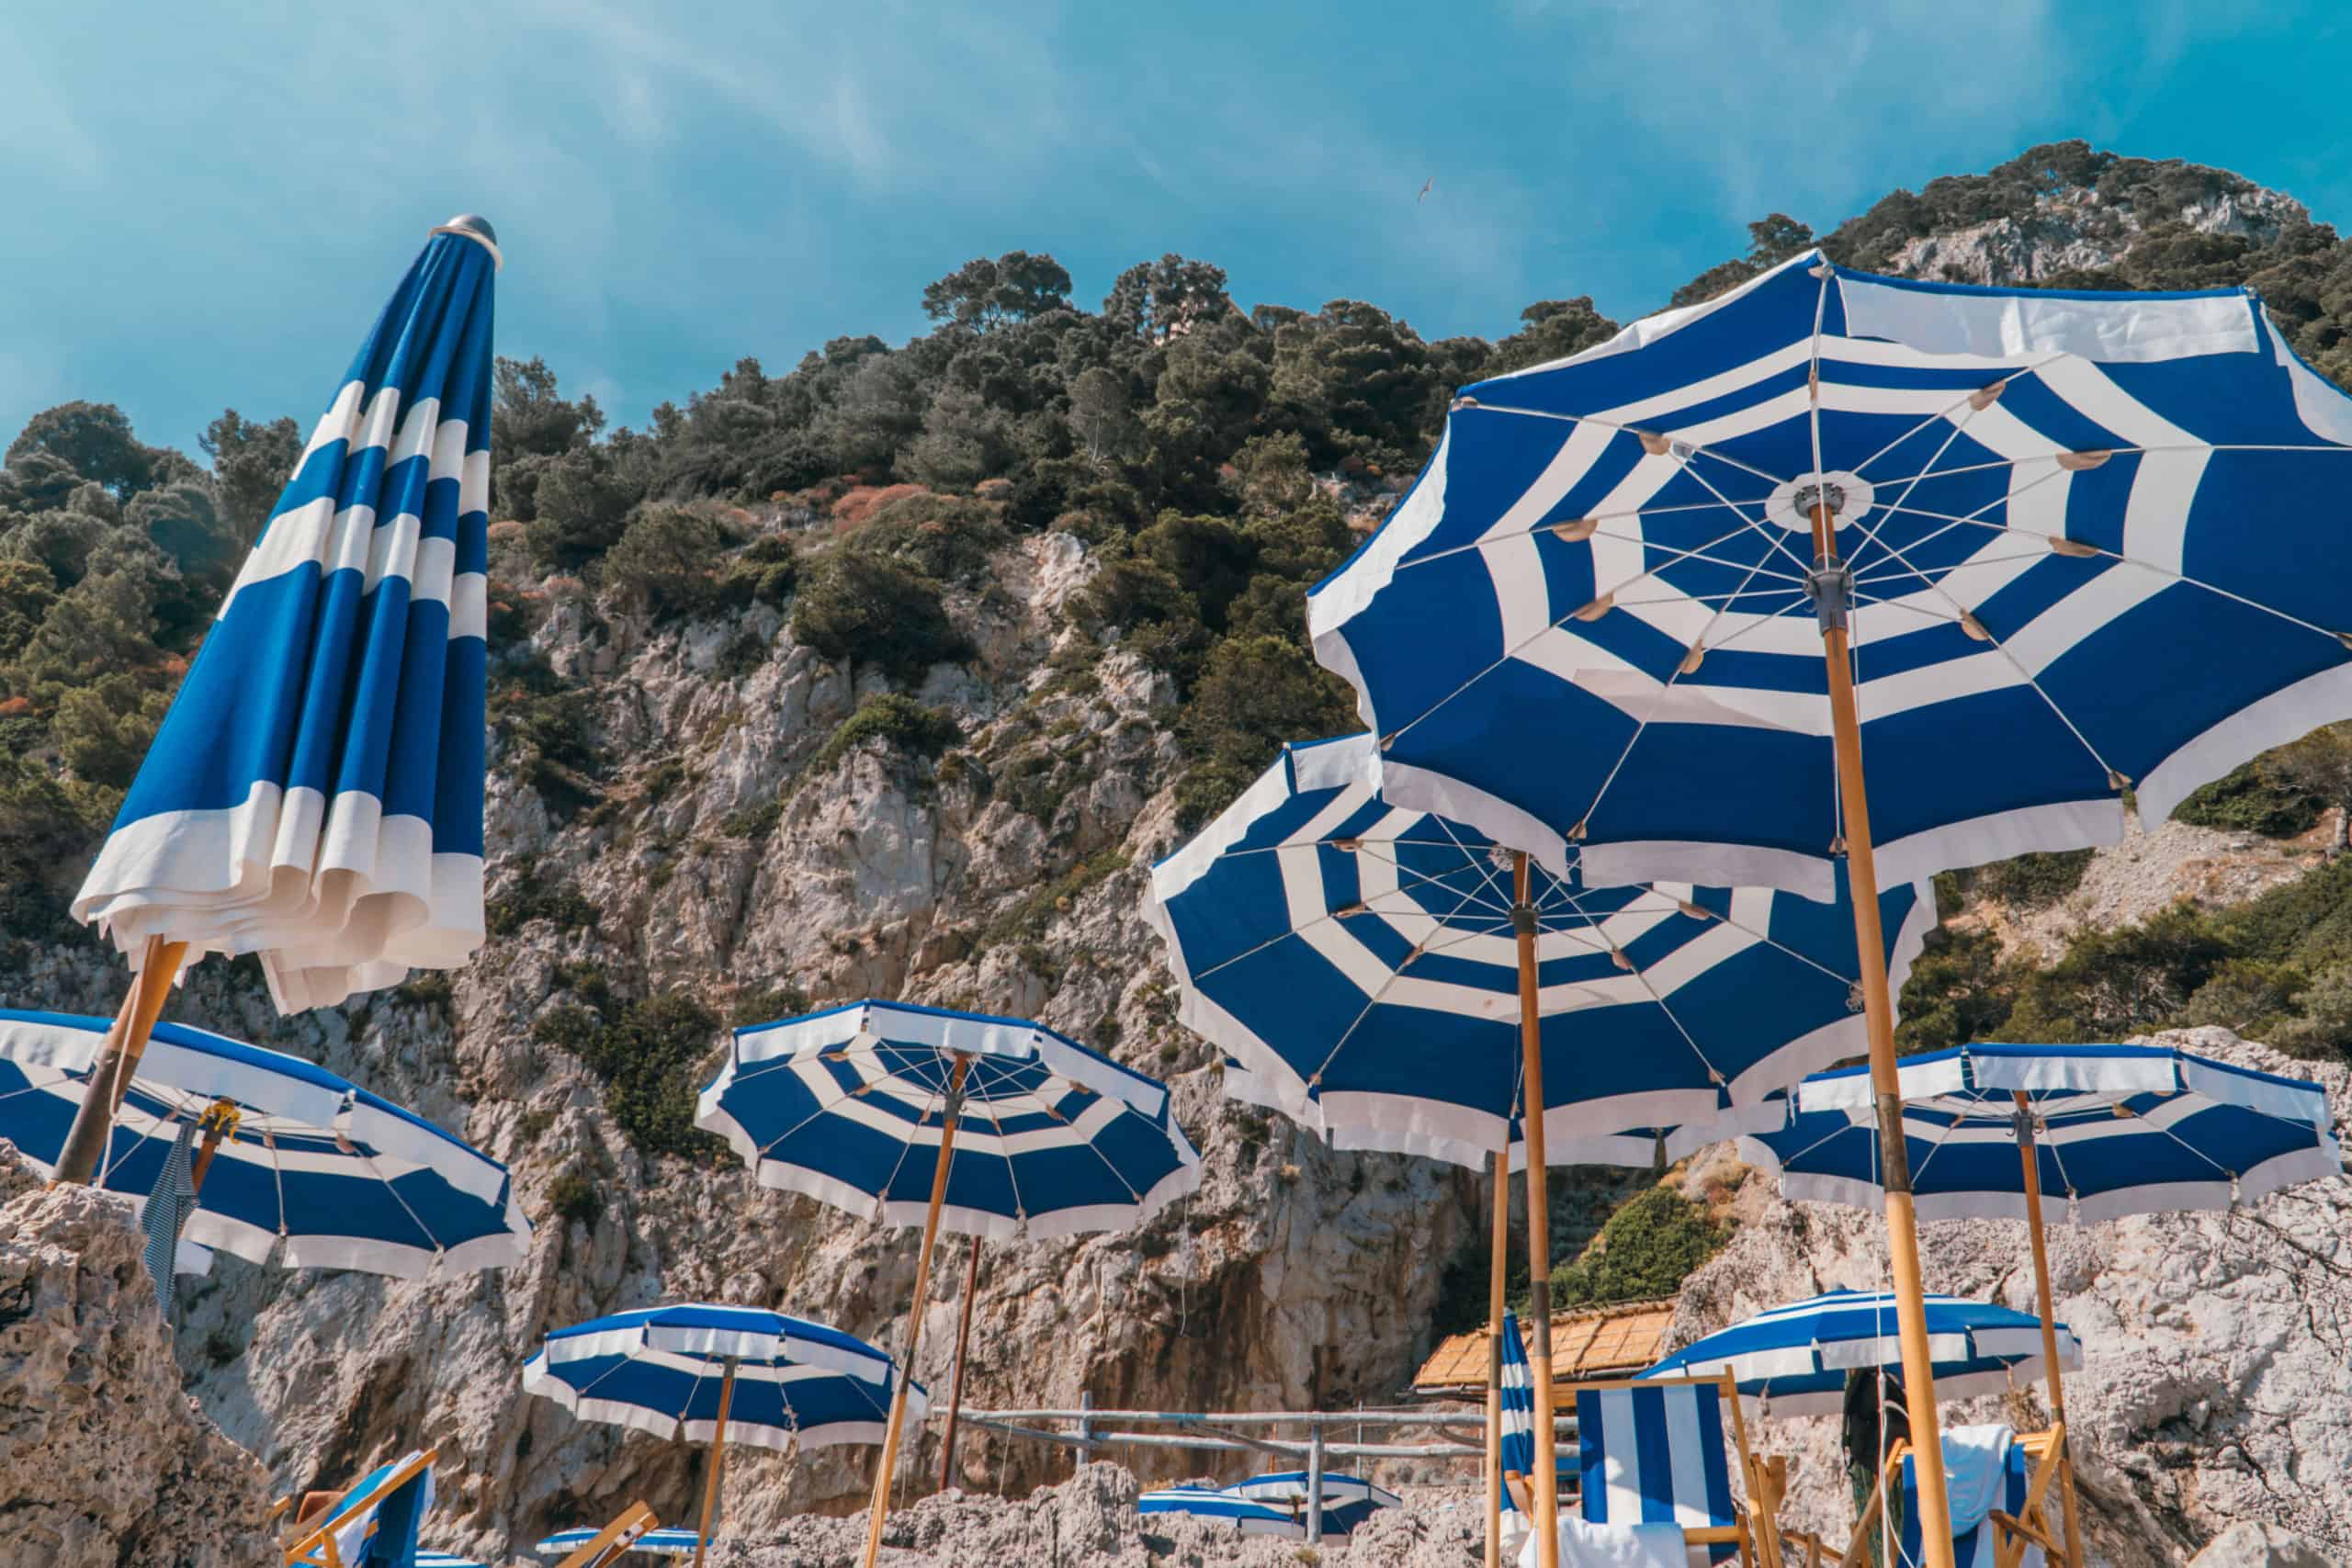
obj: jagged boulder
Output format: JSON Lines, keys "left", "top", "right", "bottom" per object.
{"left": 0, "top": 1143, "right": 275, "bottom": 1567}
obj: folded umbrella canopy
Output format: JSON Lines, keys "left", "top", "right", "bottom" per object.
{"left": 1641, "top": 1290, "right": 2081, "bottom": 1417}
{"left": 0, "top": 1009, "right": 527, "bottom": 1278}
{"left": 1147, "top": 729, "right": 1931, "bottom": 1564}
{"left": 1304, "top": 248, "right": 2352, "bottom": 1568}
{"left": 696, "top": 999, "right": 1201, "bottom": 1568}
{"left": 54, "top": 216, "right": 501, "bottom": 1189}
{"left": 1745, "top": 1041, "right": 2340, "bottom": 1568}
{"left": 523, "top": 1304, "right": 921, "bottom": 1568}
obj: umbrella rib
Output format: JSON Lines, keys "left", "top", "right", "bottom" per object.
{"left": 1550, "top": 887, "right": 1728, "bottom": 1087}
{"left": 1451, "top": 398, "right": 1792, "bottom": 491}
{"left": 1844, "top": 355, "right": 2069, "bottom": 480}
{"left": 1640, "top": 883, "right": 1859, "bottom": 987}
{"left": 357, "top": 1146, "right": 446, "bottom": 1258}
{"left": 1350, "top": 840, "right": 1521, "bottom": 918}
{"left": 1395, "top": 524, "right": 1813, "bottom": 586}
{"left": 1806, "top": 263, "right": 1828, "bottom": 486}
{"left": 1185, "top": 852, "right": 1525, "bottom": 985}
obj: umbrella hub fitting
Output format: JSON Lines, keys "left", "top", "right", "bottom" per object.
{"left": 1792, "top": 479, "right": 1849, "bottom": 519}
{"left": 1805, "top": 553, "right": 1854, "bottom": 633}
{"left": 1511, "top": 903, "right": 1539, "bottom": 935}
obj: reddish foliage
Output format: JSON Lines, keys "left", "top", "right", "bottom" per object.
{"left": 831, "top": 482, "right": 928, "bottom": 531}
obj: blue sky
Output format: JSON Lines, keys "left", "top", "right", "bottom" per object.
{"left": 3, "top": 2, "right": 2346, "bottom": 458}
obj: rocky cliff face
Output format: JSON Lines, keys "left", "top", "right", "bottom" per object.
{"left": 0, "top": 1143, "right": 275, "bottom": 1568}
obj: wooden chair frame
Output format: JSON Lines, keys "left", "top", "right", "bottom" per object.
{"left": 1544, "top": 1371, "right": 1790, "bottom": 1568}
{"left": 551, "top": 1501, "right": 662, "bottom": 1568}
{"left": 283, "top": 1448, "right": 438, "bottom": 1568}
{"left": 1783, "top": 1425, "right": 2069, "bottom": 1568}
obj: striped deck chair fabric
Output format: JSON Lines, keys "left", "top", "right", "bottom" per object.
{"left": 1577, "top": 1382, "right": 1739, "bottom": 1567}
{"left": 286, "top": 1450, "right": 435, "bottom": 1567}
{"left": 1898, "top": 1427, "right": 2044, "bottom": 1568}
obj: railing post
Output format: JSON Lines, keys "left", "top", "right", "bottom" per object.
{"left": 1075, "top": 1391, "right": 1093, "bottom": 1475}
{"left": 1306, "top": 1423, "right": 1326, "bottom": 1547}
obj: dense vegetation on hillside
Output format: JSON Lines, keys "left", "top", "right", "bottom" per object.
{"left": 7, "top": 141, "right": 2352, "bottom": 1090}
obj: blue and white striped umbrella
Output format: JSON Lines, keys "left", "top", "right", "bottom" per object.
{"left": 696, "top": 1000, "right": 1202, "bottom": 1240}
{"left": 1225, "top": 1472, "right": 1403, "bottom": 1535}
{"left": 1148, "top": 734, "right": 1935, "bottom": 1157}
{"left": 1137, "top": 1487, "right": 1306, "bottom": 1539}
{"left": 521, "top": 1303, "right": 923, "bottom": 1454}
{"left": 1307, "top": 249, "right": 2352, "bottom": 900}
{"left": 74, "top": 216, "right": 501, "bottom": 1012}
{"left": 1742, "top": 1041, "right": 2342, "bottom": 1224}
{"left": 1641, "top": 1290, "right": 2081, "bottom": 1418}
{"left": 534, "top": 1528, "right": 701, "bottom": 1558}
{"left": 1497, "top": 1307, "right": 1536, "bottom": 1533}
{"left": 0, "top": 1009, "right": 527, "bottom": 1276}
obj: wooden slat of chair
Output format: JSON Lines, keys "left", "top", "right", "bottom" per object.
{"left": 282, "top": 1449, "right": 438, "bottom": 1568}
{"left": 553, "top": 1500, "right": 660, "bottom": 1568}
{"left": 1992, "top": 1424, "right": 2067, "bottom": 1568}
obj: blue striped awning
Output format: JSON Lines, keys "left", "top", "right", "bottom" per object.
{"left": 0, "top": 1009, "right": 526, "bottom": 1277}
{"left": 1137, "top": 1488, "right": 1305, "bottom": 1538}
{"left": 697, "top": 1000, "right": 1201, "bottom": 1240}
{"left": 1307, "top": 250, "right": 2352, "bottom": 901}
{"left": 1148, "top": 734, "right": 1935, "bottom": 1158}
{"left": 1224, "top": 1472, "right": 1403, "bottom": 1535}
{"left": 74, "top": 217, "right": 500, "bottom": 1011}
{"left": 1743, "top": 1041, "right": 2340, "bottom": 1224}
{"left": 1641, "top": 1289, "right": 2080, "bottom": 1418}
{"left": 521, "top": 1303, "right": 922, "bottom": 1454}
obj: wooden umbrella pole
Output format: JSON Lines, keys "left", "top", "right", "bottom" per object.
{"left": 2012, "top": 1093, "right": 2086, "bottom": 1568}
{"left": 692, "top": 1356, "right": 739, "bottom": 1568}
{"left": 862, "top": 1053, "right": 969, "bottom": 1568}
{"left": 937, "top": 1235, "right": 983, "bottom": 1494}
{"left": 1485, "top": 1145, "right": 1508, "bottom": 1568}
{"left": 1808, "top": 498, "right": 1954, "bottom": 1568}
{"left": 1511, "top": 852, "right": 1562, "bottom": 1568}
{"left": 53, "top": 935, "right": 187, "bottom": 1186}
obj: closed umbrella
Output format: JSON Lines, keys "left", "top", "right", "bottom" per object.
{"left": 1224, "top": 1471, "right": 1402, "bottom": 1536}
{"left": 695, "top": 999, "right": 1201, "bottom": 1568}
{"left": 1306, "top": 248, "right": 2352, "bottom": 1565}
{"left": 1137, "top": 1488, "right": 1306, "bottom": 1539}
{"left": 57, "top": 216, "right": 501, "bottom": 1186}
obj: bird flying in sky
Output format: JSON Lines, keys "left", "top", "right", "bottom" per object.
{"left": 1418, "top": 177, "right": 1435, "bottom": 203}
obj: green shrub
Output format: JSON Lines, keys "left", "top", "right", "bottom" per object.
{"left": 809, "top": 693, "right": 962, "bottom": 774}
{"left": 1964, "top": 849, "right": 2096, "bottom": 909}
{"left": 533, "top": 990, "right": 727, "bottom": 1160}
{"left": 1546, "top": 1185, "right": 1727, "bottom": 1311}
{"left": 487, "top": 879, "right": 600, "bottom": 938}
{"left": 730, "top": 983, "right": 812, "bottom": 1028}
{"left": 548, "top": 1170, "right": 603, "bottom": 1226}
{"left": 2173, "top": 759, "right": 2323, "bottom": 838}
{"left": 790, "top": 547, "right": 971, "bottom": 684}
{"left": 604, "top": 506, "right": 726, "bottom": 618}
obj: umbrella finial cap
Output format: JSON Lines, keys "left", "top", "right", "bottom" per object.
{"left": 432, "top": 213, "right": 503, "bottom": 269}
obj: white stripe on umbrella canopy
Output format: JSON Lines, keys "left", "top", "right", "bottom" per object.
{"left": 1149, "top": 734, "right": 1936, "bottom": 1160}
{"left": 1744, "top": 1040, "right": 2340, "bottom": 1224}
{"left": 697, "top": 999, "right": 1201, "bottom": 1240}
{"left": 522, "top": 1303, "right": 923, "bottom": 1453}
{"left": 1498, "top": 1307, "right": 1537, "bottom": 1529}
{"left": 73, "top": 217, "right": 500, "bottom": 1011}
{"left": 0, "top": 1009, "right": 527, "bottom": 1278}
{"left": 1307, "top": 249, "right": 2352, "bottom": 901}
{"left": 1640, "top": 1290, "right": 2081, "bottom": 1418}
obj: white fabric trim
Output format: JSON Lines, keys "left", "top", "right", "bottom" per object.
{"left": 2138, "top": 660, "right": 2352, "bottom": 833}
{"left": 1836, "top": 274, "right": 2257, "bottom": 363}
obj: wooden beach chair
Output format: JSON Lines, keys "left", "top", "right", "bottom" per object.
{"left": 282, "top": 1448, "right": 437, "bottom": 1568}
{"left": 1800, "top": 1425, "right": 2066, "bottom": 1568}
{"left": 550, "top": 1501, "right": 663, "bottom": 1568}
{"left": 1532, "top": 1371, "right": 1787, "bottom": 1568}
